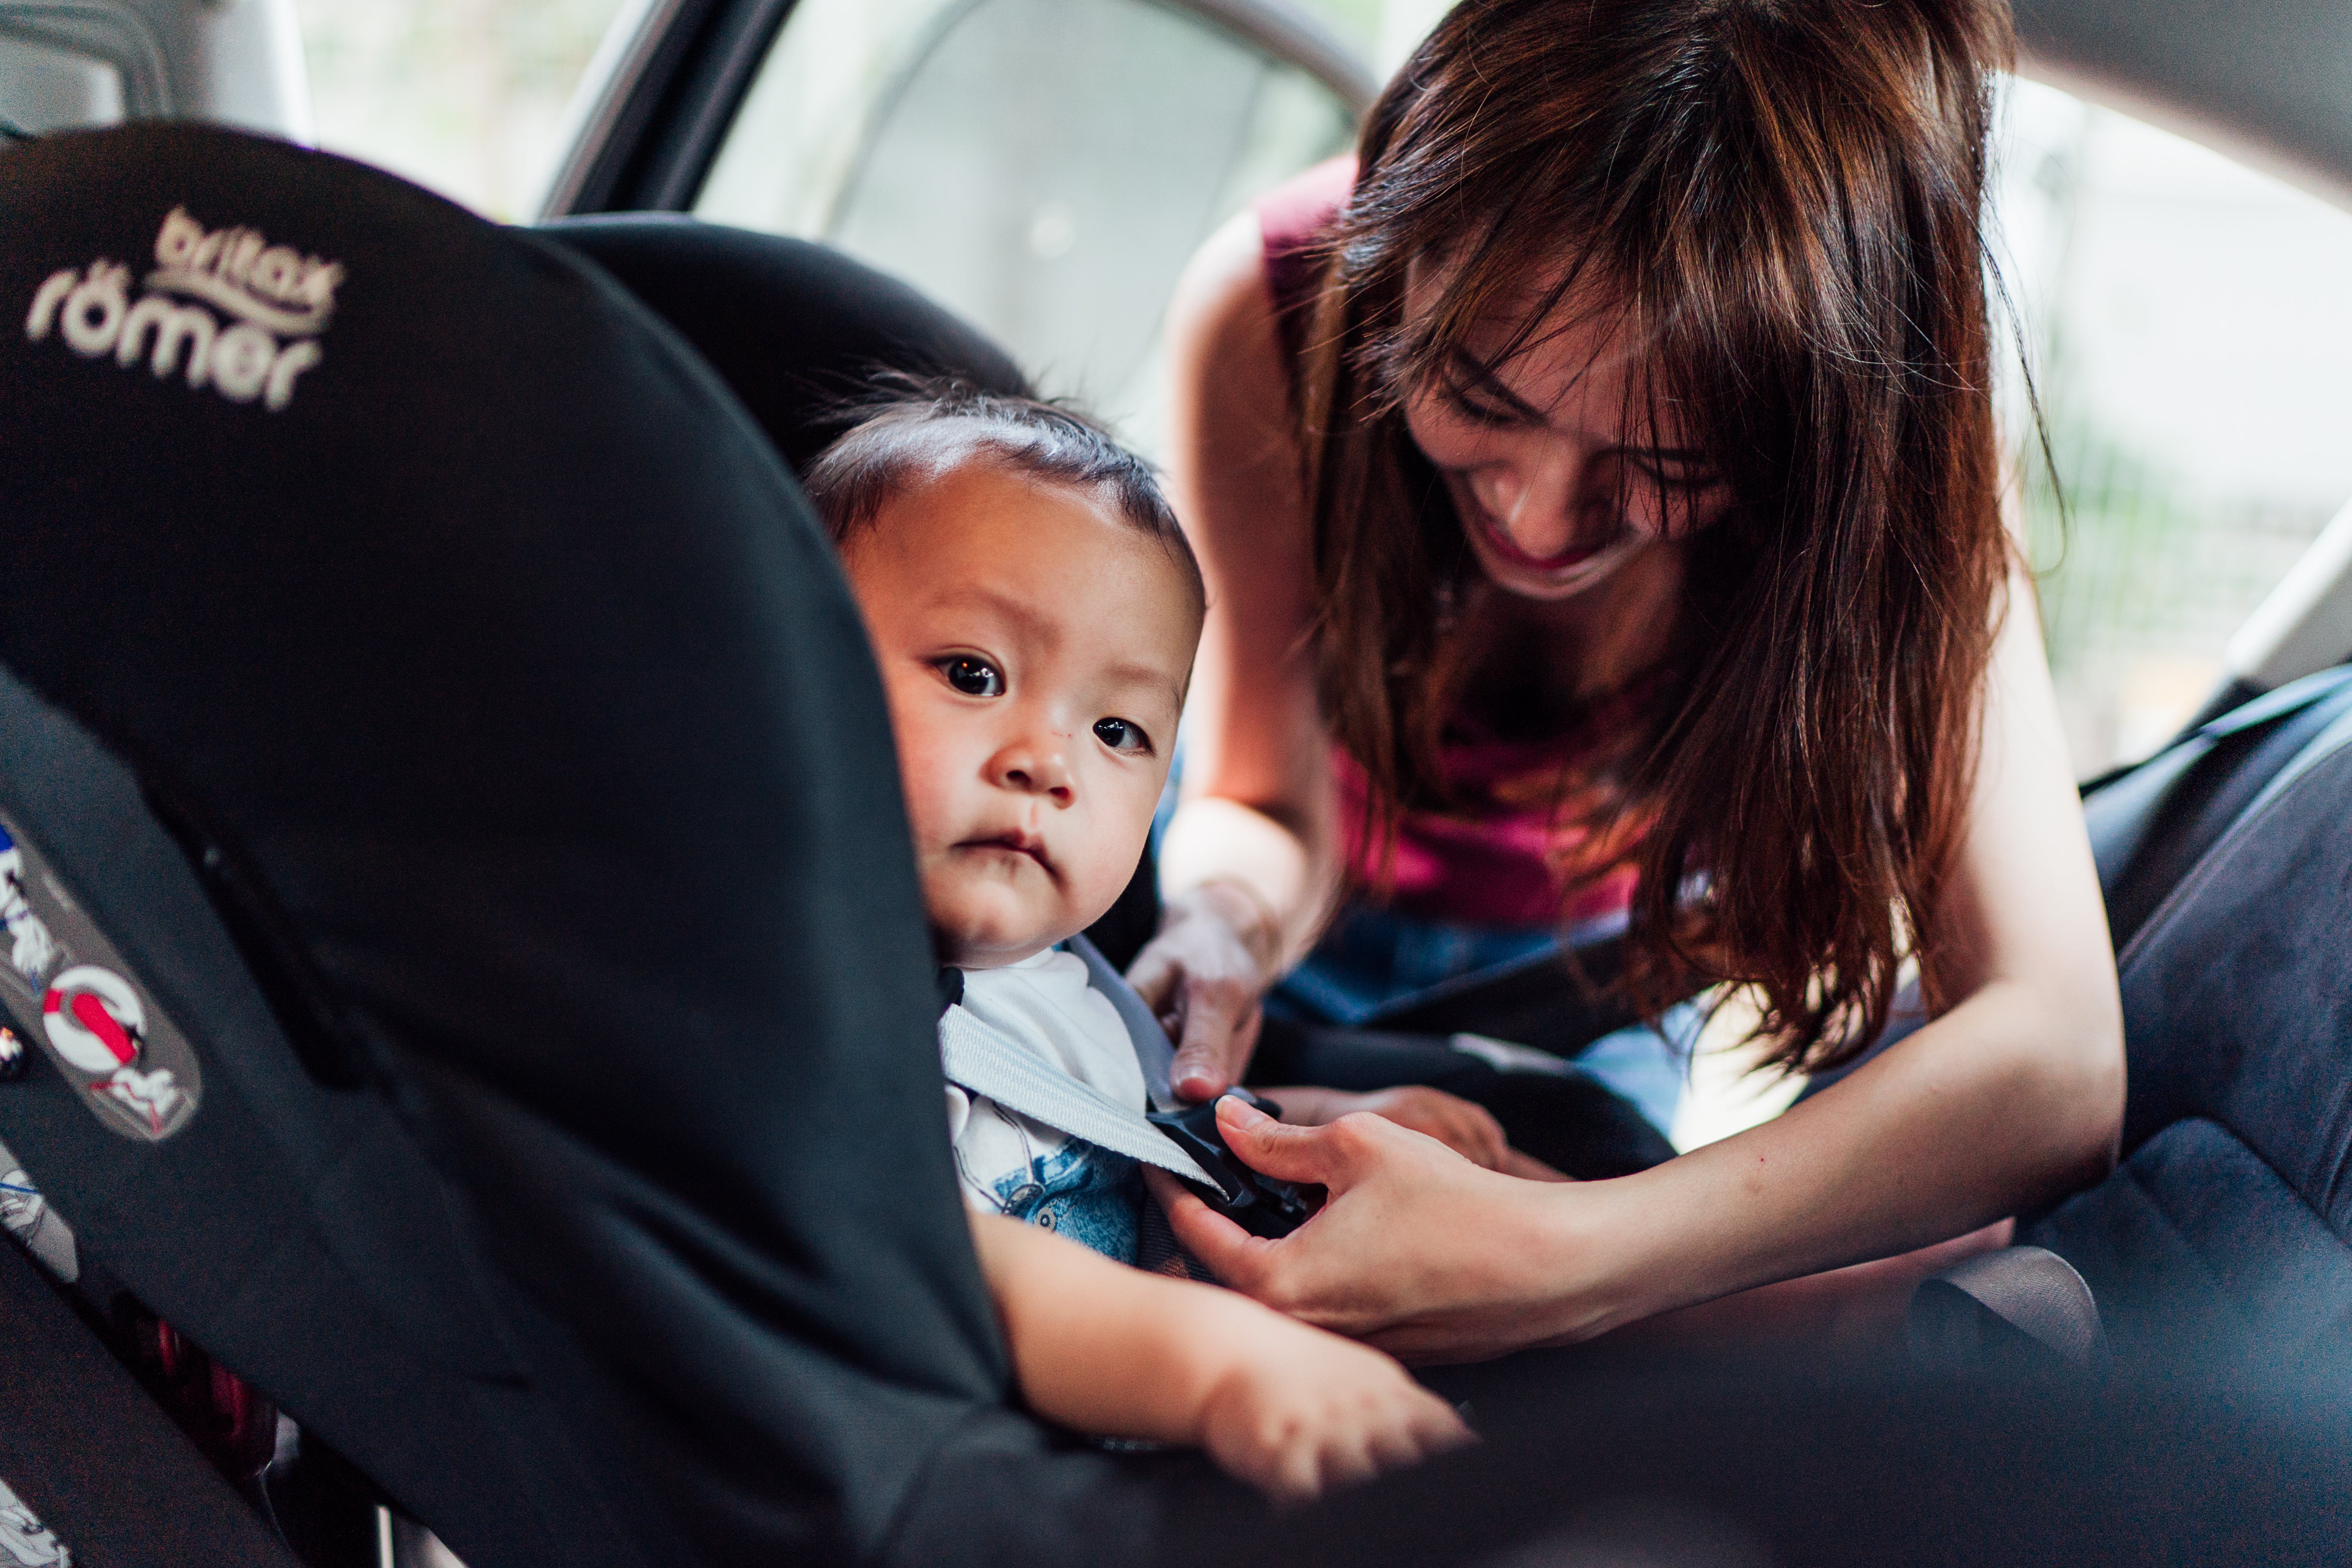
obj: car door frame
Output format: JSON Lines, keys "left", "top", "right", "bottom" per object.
{"left": 536, "top": 0, "right": 1376, "bottom": 222}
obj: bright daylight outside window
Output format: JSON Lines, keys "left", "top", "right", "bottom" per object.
{"left": 293, "top": 0, "right": 630, "bottom": 221}
{"left": 291, "top": 1, "right": 2352, "bottom": 784}
{"left": 1993, "top": 80, "right": 2352, "bottom": 777}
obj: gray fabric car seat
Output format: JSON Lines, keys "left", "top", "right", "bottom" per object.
{"left": 2022, "top": 681, "right": 2352, "bottom": 1370}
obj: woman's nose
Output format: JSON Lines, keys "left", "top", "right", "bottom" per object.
{"left": 1469, "top": 452, "right": 1588, "bottom": 558}
{"left": 990, "top": 731, "right": 1073, "bottom": 802}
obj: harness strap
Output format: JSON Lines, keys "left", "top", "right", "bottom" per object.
{"left": 1064, "top": 933, "right": 1179, "bottom": 1112}
{"left": 937, "top": 1005, "right": 1213, "bottom": 1187}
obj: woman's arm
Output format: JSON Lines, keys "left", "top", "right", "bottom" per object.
{"left": 965, "top": 1212, "right": 1467, "bottom": 1499}
{"left": 1127, "top": 211, "right": 1343, "bottom": 1097}
{"left": 1156, "top": 577, "right": 2125, "bottom": 1360}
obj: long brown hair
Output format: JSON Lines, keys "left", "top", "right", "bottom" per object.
{"left": 1298, "top": 0, "right": 2019, "bottom": 1070}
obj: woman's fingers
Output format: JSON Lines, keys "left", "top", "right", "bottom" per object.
{"left": 1142, "top": 1167, "right": 1276, "bottom": 1292}
{"left": 1125, "top": 940, "right": 1179, "bottom": 1013}
{"left": 1498, "top": 1147, "right": 1575, "bottom": 1182}
{"left": 1123, "top": 893, "right": 1274, "bottom": 1100}
{"left": 1213, "top": 1096, "right": 1369, "bottom": 1186}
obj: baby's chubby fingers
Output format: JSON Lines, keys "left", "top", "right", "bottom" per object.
{"left": 1192, "top": 1302, "right": 1475, "bottom": 1503}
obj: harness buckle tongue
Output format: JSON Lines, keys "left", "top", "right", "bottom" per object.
{"left": 1146, "top": 1091, "right": 1319, "bottom": 1239}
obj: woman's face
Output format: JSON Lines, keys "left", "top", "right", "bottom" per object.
{"left": 1399, "top": 267, "right": 1729, "bottom": 603}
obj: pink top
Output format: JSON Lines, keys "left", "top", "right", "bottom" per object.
{"left": 1256, "top": 157, "right": 1646, "bottom": 928}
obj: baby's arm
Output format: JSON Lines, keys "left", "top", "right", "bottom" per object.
{"left": 967, "top": 1211, "right": 1469, "bottom": 1501}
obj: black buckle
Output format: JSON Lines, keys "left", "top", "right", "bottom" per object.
{"left": 1148, "top": 1090, "right": 1318, "bottom": 1238}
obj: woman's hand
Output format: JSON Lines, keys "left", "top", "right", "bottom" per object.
{"left": 1127, "top": 882, "right": 1280, "bottom": 1101}
{"left": 1260, "top": 1084, "right": 1515, "bottom": 1173}
{"left": 1147, "top": 1099, "right": 1633, "bottom": 1362}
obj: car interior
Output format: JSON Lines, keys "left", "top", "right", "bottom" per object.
{"left": 3, "top": 2, "right": 2352, "bottom": 1565}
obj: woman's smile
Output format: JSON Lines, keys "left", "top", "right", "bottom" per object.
{"left": 1446, "top": 468, "right": 1654, "bottom": 601}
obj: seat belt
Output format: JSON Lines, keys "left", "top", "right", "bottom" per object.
{"left": 0, "top": 1230, "right": 299, "bottom": 1568}
{"left": 935, "top": 937, "right": 1213, "bottom": 1187}
{"left": 939, "top": 937, "right": 1315, "bottom": 1236}
{"left": 936, "top": 1004, "right": 1215, "bottom": 1187}
{"left": 1065, "top": 933, "right": 1181, "bottom": 1112}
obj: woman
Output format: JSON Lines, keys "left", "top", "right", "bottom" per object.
{"left": 1127, "top": 0, "right": 2125, "bottom": 1359}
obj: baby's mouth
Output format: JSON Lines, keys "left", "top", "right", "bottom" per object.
{"left": 966, "top": 828, "right": 1052, "bottom": 871}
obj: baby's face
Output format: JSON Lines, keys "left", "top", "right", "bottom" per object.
{"left": 842, "top": 459, "right": 1201, "bottom": 969}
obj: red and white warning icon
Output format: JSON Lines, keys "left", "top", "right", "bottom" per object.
{"left": 0, "top": 812, "right": 200, "bottom": 1143}
{"left": 42, "top": 965, "right": 145, "bottom": 1074}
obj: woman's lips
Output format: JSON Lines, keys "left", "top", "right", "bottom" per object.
{"left": 1472, "top": 509, "right": 1616, "bottom": 573}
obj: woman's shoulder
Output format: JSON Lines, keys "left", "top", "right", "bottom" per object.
{"left": 1254, "top": 155, "right": 1356, "bottom": 261}
{"left": 1253, "top": 156, "right": 1356, "bottom": 362}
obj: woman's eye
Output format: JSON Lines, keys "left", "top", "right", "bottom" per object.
{"left": 1443, "top": 384, "right": 1522, "bottom": 429}
{"left": 1639, "top": 463, "right": 1722, "bottom": 494}
{"left": 1092, "top": 717, "right": 1150, "bottom": 754}
{"left": 938, "top": 657, "right": 1004, "bottom": 697}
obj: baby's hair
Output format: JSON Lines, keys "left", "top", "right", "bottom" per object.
{"left": 805, "top": 380, "right": 1205, "bottom": 614}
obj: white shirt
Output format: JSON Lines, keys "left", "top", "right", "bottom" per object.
{"left": 943, "top": 948, "right": 1147, "bottom": 1208}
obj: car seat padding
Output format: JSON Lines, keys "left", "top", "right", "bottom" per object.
{"left": 2025, "top": 721, "right": 2352, "bottom": 1370}
{"left": 0, "top": 1232, "right": 299, "bottom": 1568}
{"left": 0, "top": 122, "right": 1056, "bottom": 1567}
{"left": 538, "top": 214, "right": 1033, "bottom": 476}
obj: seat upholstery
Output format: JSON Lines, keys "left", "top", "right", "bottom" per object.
{"left": 0, "top": 121, "right": 1094, "bottom": 1568}
{"left": 2026, "top": 714, "right": 2352, "bottom": 1368}
{"left": 538, "top": 214, "right": 1032, "bottom": 474}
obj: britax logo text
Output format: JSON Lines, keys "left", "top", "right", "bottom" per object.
{"left": 22, "top": 207, "right": 342, "bottom": 412}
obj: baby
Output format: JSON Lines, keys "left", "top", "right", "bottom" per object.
{"left": 809, "top": 388, "right": 1469, "bottom": 1501}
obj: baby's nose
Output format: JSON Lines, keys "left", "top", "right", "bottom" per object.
{"left": 992, "top": 735, "right": 1073, "bottom": 799}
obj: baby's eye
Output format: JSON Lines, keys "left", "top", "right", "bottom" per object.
{"left": 1092, "top": 717, "right": 1151, "bottom": 755}
{"left": 938, "top": 656, "right": 1004, "bottom": 697}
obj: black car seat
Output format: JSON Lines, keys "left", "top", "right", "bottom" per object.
{"left": 0, "top": 120, "right": 1224, "bottom": 1568}
{"left": 533, "top": 213, "right": 1031, "bottom": 469}
{"left": 2014, "top": 669, "right": 2352, "bottom": 1369}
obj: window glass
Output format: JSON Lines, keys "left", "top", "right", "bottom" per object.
{"left": 294, "top": 0, "right": 631, "bottom": 219}
{"left": 0, "top": 33, "right": 128, "bottom": 132}
{"left": 1993, "top": 79, "right": 2352, "bottom": 774}
{"left": 695, "top": 0, "right": 1358, "bottom": 455}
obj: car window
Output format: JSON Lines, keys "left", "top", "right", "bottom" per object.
{"left": 1993, "top": 78, "right": 2352, "bottom": 775}
{"left": 296, "top": 0, "right": 632, "bottom": 219}
{"left": 0, "top": 7, "right": 172, "bottom": 130}
{"left": 693, "top": 0, "right": 1359, "bottom": 455}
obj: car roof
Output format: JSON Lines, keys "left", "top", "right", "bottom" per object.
{"left": 2020, "top": 0, "right": 2352, "bottom": 204}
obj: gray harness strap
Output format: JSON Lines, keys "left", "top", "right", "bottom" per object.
{"left": 1066, "top": 932, "right": 1180, "bottom": 1113}
{"left": 938, "top": 934, "right": 1210, "bottom": 1187}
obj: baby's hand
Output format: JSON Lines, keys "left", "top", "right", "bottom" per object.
{"left": 1194, "top": 1310, "right": 1471, "bottom": 1502}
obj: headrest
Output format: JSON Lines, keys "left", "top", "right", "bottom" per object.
{"left": 0, "top": 122, "right": 1039, "bottom": 1564}
{"left": 539, "top": 215, "right": 1031, "bottom": 475}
